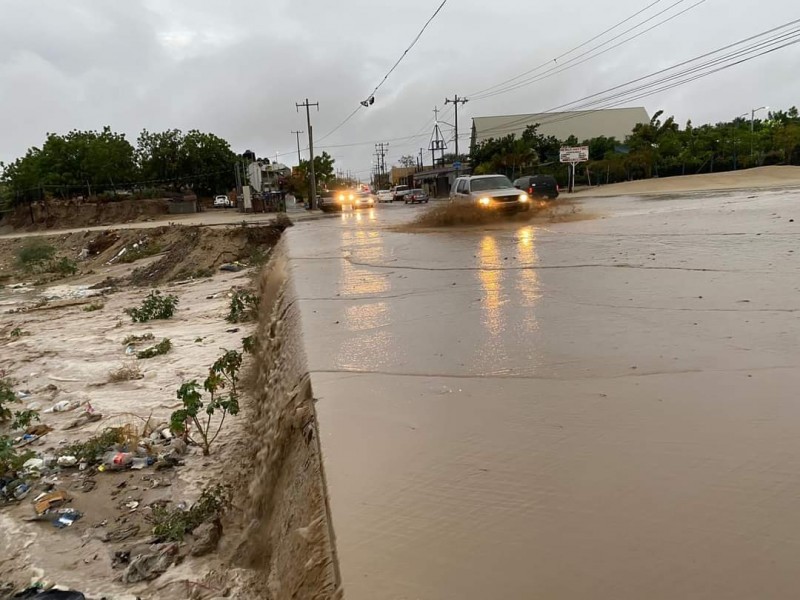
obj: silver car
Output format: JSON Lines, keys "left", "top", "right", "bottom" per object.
{"left": 450, "top": 175, "right": 530, "bottom": 211}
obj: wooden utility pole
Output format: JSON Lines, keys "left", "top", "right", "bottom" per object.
{"left": 444, "top": 95, "right": 468, "bottom": 161}
{"left": 291, "top": 130, "right": 304, "bottom": 165}
{"left": 296, "top": 99, "right": 319, "bottom": 209}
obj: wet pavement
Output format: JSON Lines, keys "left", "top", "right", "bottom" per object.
{"left": 287, "top": 191, "right": 800, "bottom": 600}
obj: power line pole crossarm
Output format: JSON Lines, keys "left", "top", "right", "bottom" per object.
{"left": 444, "top": 95, "right": 469, "bottom": 163}
{"left": 296, "top": 99, "right": 319, "bottom": 209}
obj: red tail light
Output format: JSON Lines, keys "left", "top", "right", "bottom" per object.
{"left": 528, "top": 187, "right": 533, "bottom": 194}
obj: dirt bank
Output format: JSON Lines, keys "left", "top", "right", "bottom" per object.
{"left": 0, "top": 221, "right": 287, "bottom": 288}
{"left": 4, "top": 198, "right": 174, "bottom": 232}
{"left": 573, "top": 164, "right": 800, "bottom": 197}
{"left": 0, "top": 220, "right": 338, "bottom": 598}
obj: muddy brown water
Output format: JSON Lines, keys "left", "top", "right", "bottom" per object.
{"left": 286, "top": 193, "right": 800, "bottom": 599}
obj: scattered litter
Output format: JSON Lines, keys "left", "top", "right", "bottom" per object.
{"left": 124, "top": 501, "right": 140, "bottom": 511}
{"left": 225, "top": 328, "right": 240, "bottom": 333}
{"left": 131, "top": 457, "right": 154, "bottom": 470}
{"left": 34, "top": 491, "right": 70, "bottom": 516}
{"left": 23, "top": 458, "right": 45, "bottom": 472}
{"left": 44, "top": 400, "right": 81, "bottom": 414}
{"left": 53, "top": 509, "right": 82, "bottom": 528}
{"left": 57, "top": 456, "right": 78, "bottom": 467}
{"left": 101, "top": 451, "right": 134, "bottom": 471}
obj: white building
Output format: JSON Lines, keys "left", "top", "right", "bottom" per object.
{"left": 246, "top": 160, "right": 292, "bottom": 193}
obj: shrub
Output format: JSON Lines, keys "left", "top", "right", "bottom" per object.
{"left": 136, "top": 338, "right": 172, "bottom": 359}
{"left": 150, "top": 484, "right": 231, "bottom": 541}
{"left": 170, "top": 349, "right": 242, "bottom": 455}
{"left": 0, "top": 435, "right": 36, "bottom": 476}
{"left": 108, "top": 362, "right": 144, "bottom": 382}
{"left": 50, "top": 257, "right": 78, "bottom": 276}
{"left": 226, "top": 289, "right": 259, "bottom": 323}
{"left": 0, "top": 378, "right": 16, "bottom": 422}
{"left": 16, "top": 240, "right": 55, "bottom": 270}
{"left": 125, "top": 291, "right": 178, "bottom": 322}
{"left": 60, "top": 428, "right": 127, "bottom": 464}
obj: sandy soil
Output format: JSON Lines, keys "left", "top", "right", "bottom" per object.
{"left": 573, "top": 164, "right": 800, "bottom": 197}
{"left": 0, "top": 222, "right": 339, "bottom": 599}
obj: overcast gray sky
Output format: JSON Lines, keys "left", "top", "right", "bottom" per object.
{"left": 1, "top": 0, "right": 798, "bottom": 178}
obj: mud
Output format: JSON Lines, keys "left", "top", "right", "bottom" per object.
{"left": 287, "top": 192, "right": 800, "bottom": 599}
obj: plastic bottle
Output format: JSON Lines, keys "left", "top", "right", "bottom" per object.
{"left": 101, "top": 451, "right": 134, "bottom": 470}
{"left": 44, "top": 400, "right": 81, "bottom": 413}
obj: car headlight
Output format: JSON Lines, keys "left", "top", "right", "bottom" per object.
{"left": 349, "top": 194, "right": 354, "bottom": 201}
{"left": 478, "top": 197, "right": 491, "bottom": 206}
{"left": 337, "top": 194, "right": 344, "bottom": 202}
{"left": 518, "top": 193, "right": 529, "bottom": 203}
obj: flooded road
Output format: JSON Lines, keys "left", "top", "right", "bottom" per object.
{"left": 287, "top": 191, "right": 800, "bottom": 599}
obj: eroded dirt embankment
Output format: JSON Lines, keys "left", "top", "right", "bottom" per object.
{"left": 218, "top": 241, "right": 341, "bottom": 599}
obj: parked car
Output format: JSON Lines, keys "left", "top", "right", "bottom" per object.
{"left": 377, "top": 189, "right": 394, "bottom": 203}
{"left": 213, "top": 195, "right": 231, "bottom": 208}
{"left": 513, "top": 175, "right": 560, "bottom": 200}
{"left": 450, "top": 175, "right": 530, "bottom": 211}
{"left": 391, "top": 185, "right": 411, "bottom": 202}
{"left": 404, "top": 189, "right": 429, "bottom": 204}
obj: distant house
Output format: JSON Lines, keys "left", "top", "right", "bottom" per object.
{"left": 246, "top": 160, "right": 291, "bottom": 192}
{"left": 471, "top": 107, "right": 650, "bottom": 146}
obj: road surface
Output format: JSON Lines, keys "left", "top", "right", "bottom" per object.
{"left": 287, "top": 193, "right": 800, "bottom": 600}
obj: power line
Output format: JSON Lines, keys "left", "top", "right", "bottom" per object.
{"left": 472, "top": 21, "right": 800, "bottom": 140}
{"left": 472, "top": 0, "right": 708, "bottom": 101}
{"left": 363, "top": 0, "right": 450, "bottom": 104}
{"left": 314, "top": 0, "right": 450, "bottom": 147}
{"left": 468, "top": 0, "right": 667, "bottom": 98}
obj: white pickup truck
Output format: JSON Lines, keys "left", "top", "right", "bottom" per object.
{"left": 391, "top": 185, "right": 412, "bottom": 202}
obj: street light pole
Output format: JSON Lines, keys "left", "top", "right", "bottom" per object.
{"left": 296, "top": 99, "right": 319, "bottom": 210}
{"left": 291, "top": 130, "right": 303, "bottom": 166}
{"left": 750, "top": 106, "right": 767, "bottom": 163}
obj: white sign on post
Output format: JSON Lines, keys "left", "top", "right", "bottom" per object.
{"left": 559, "top": 146, "right": 590, "bottom": 163}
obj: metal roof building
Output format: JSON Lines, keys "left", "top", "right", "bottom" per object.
{"left": 471, "top": 107, "right": 650, "bottom": 145}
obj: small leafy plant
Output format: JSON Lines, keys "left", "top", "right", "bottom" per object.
{"left": 0, "top": 378, "right": 39, "bottom": 430}
{"left": 170, "top": 349, "right": 242, "bottom": 456}
{"left": 50, "top": 257, "right": 78, "bottom": 277}
{"left": 125, "top": 291, "right": 179, "bottom": 322}
{"left": 122, "top": 333, "right": 155, "bottom": 346}
{"left": 0, "top": 435, "right": 36, "bottom": 476}
{"left": 60, "top": 428, "right": 127, "bottom": 464}
{"left": 9, "top": 327, "right": 25, "bottom": 339}
{"left": 136, "top": 338, "right": 172, "bottom": 359}
{"left": 150, "top": 483, "right": 231, "bottom": 541}
{"left": 226, "top": 289, "right": 259, "bottom": 323}
{"left": 83, "top": 301, "right": 105, "bottom": 312}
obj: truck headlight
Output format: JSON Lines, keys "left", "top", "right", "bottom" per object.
{"left": 478, "top": 197, "right": 491, "bottom": 206}
{"left": 337, "top": 194, "right": 345, "bottom": 202}
{"left": 518, "top": 193, "right": 529, "bottom": 203}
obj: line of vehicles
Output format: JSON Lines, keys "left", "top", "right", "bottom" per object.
{"left": 316, "top": 173, "right": 560, "bottom": 213}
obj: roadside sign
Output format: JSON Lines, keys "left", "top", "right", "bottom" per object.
{"left": 453, "top": 161, "right": 462, "bottom": 170}
{"left": 559, "top": 146, "right": 589, "bottom": 163}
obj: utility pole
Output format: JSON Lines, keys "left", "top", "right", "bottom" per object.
{"left": 444, "top": 95, "right": 468, "bottom": 162}
{"left": 375, "top": 142, "right": 389, "bottom": 188}
{"left": 429, "top": 106, "right": 447, "bottom": 168}
{"left": 291, "top": 130, "right": 304, "bottom": 165}
{"left": 296, "top": 99, "right": 319, "bottom": 209}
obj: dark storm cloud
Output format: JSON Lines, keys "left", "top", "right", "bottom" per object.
{"left": 1, "top": 0, "right": 798, "bottom": 175}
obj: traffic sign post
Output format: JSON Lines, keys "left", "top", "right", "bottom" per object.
{"left": 559, "top": 146, "right": 589, "bottom": 193}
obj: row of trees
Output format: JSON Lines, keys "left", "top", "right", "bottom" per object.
{"left": 1, "top": 127, "right": 239, "bottom": 205}
{"left": 469, "top": 107, "right": 800, "bottom": 186}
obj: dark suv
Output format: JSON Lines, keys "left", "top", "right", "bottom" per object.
{"left": 513, "top": 175, "right": 559, "bottom": 200}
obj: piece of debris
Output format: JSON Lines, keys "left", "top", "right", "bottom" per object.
{"left": 103, "top": 524, "right": 140, "bottom": 543}
{"left": 53, "top": 508, "right": 83, "bottom": 528}
{"left": 219, "top": 262, "right": 245, "bottom": 272}
{"left": 34, "top": 491, "right": 70, "bottom": 516}
{"left": 190, "top": 519, "right": 222, "bottom": 557}
{"left": 121, "top": 543, "right": 179, "bottom": 583}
